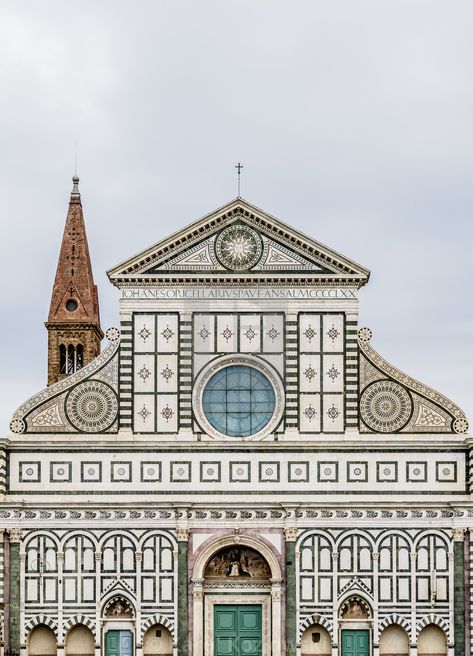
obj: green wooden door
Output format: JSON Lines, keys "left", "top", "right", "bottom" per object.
{"left": 341, "top": 630, "right": 369, "bottom": 656}
{"left": 214, "top": 605, "right": 262, "bottom": 656}
{"left": 106, "top": 630, "right": 133, "bottom": 656}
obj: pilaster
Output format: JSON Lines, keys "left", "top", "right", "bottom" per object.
{"left": 7, "top": 529, "right": 22, "bottom": 656}
{"left": 176, "top": 526, "right": 190, "bottom": 656}
{"left": 284, "top": 526, "right": 297, "bottom": 656}
{"left": 453, "top": 528, "right": 466, "bottom": 656}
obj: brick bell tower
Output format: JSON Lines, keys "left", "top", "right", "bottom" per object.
{"left": 45, "top": 176, "right": 103, "bottom": 385}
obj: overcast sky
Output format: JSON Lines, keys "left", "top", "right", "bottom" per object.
{"left": 1, "top": 1, "right": 472, "bottom": 432}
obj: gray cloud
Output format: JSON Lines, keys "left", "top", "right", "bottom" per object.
{"left": 1, "top": 0, "right": 471, "bottom": 430}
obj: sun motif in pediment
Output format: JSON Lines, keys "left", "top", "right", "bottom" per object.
{"left": 215, "top": 225, "right": 263, "bottom": 270}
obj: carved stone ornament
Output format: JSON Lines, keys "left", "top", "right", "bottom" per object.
{"left": 204, "top": 546, "right": 271, "bottom": 579}
{"left": 215, "top": 224, "right": 263, "bottom": 271}
{"left": 176, "top": 527, "right": 190, "bottom": 542}
{"left": 8, "top": 528, "right": 23, "bottom": 543}
{"left": 452, "top": 528, "right": 466, "bottom": 542}
{"left": 104, "top": 597, "right": 134, "bottom": 618}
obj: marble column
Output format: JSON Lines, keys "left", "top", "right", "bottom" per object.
{"left": 453, "top": 529, "right": 466, "bottom": 656}
{"left": 8, "top": 529, "right": 22, "bottom": 656}
{"left": 176, "top": 528, "right": 190, "bottom": 656}
{"left": 285, "top": 527, "right": 297, "bottom": 656}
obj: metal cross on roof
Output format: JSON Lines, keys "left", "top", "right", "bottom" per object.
{"left": 235, "top": 162, "right": 243, "bottom": 196}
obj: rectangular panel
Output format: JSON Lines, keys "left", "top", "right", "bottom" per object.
{"left": 322, "top": 314, "right": 344, "bottom": 352}
{"left": 142, "top": 577, "right": 155, "bottom": 601}
{"left": 299, "top": 355, "right": 321, "bottom": 392}
{"left": 157, "top": 314, "right": 179, "bottom": 352}
{"left": 156, "top": 395, "right": 178, "bottom": 432}
{"left": 217, "top": 315, "right": 238, "bottom": 352}
{"left": 398, "top": 576, "right": 410, "bottom": 601}
{"left": 134, "top": 314, "right": 155, "bottom": 353}
{"left": 156, "top": 354, "right": 178, "bottom": 392}
{"left": 322, "top": 353, "right": 344, "bottom": 392}
{"left": 26, "top": 578, "right": 38, "bottom": 602}
{"left": 379, "top": 576, "right": 392, "bottom": 601}
{"left": 134, "top": 354, "right": 155, "bottom": 393}
{"left": 160, "top": 576, "right": 174, "bottom": 602}
{"left": 299, "top": 314, "right": 321, "bottom": 352}
{"left": 82, "top": 577, "right": 95, "bottom": 602}
{"left": 194, "top": 314, "right": 215, "bottom": 353}
{"left": 63, "top": 577, "right": 76, "bottom": 602}
{"left": 300, "top": 576, "right": 314, "bottom": 602}
{"left": 322, "top": 393, "right": 344, "bottom": 432}
{"left": 240, "top": 314, "right": 261, "bottom": 352}
{"left": 133, "top": 394, "right": 155, "bottom": 433}
{"left": 262, "top": 314, "right": 284, "bottom": 352}
{"left": 299, "top": 394, "right": 321, "bottom": 433}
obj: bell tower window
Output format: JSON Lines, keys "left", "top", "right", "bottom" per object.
{"left": 59, "top": 343, "right": 84, "bottom": 376}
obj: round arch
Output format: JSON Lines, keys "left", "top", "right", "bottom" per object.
{"left": 65, "top": 624, "right": 95, "bottom": 656}
{"left": 28, "top": 624, "right": 57, "bottom": 656}
{"left": 192, "top": 533, "right": 282, "bottom": 580}
{"left": 379, "top": 624, "right": 409, "bottom": 655}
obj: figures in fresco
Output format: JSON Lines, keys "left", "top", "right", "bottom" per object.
{"left": 205, "top": 546, "right": 271, "bottom": 578}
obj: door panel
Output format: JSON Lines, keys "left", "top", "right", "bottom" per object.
{"left": 214, "top": 605, "right": 262, "bottom": 656}
{"left": 106, "top": 630, "right": 133, "bottom": 656}
{"left": 341, "top": 630, "right": 369, "bottom": 656}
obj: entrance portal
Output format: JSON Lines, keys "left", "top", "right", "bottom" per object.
{"left": 214, "top": 605, "right": 262, "bottom": 656}
{"left": 105, "top": 630, "right": 133, "bottom": 656}
{"left": 341, "top": 630, "right": 369, "bottom": 656}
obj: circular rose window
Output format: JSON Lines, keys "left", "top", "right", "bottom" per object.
{"left": 193, "top": 355, "right": 284, "bottom": 440}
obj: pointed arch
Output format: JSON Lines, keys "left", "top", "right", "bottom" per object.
{"left": 416, "top": 614, "right": 450, "bottom": 639}
{"left": 63, "top": 615, "right": 96, "bottom": 638}
{"left": 298, "top": 615, "right": 333, "bottom": 640}
{"left": 25, "top": 615, "right": 58, "bottom": 636}
{"left": 141, "top": 614, "right": 175, "bottom": 639}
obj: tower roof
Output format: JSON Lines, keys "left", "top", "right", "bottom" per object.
{"left": 47, "top": 176, "right": 102, "bottom": 329}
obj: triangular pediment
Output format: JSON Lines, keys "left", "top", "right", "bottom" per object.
{"left": 107, "top": 198, "right": 370, "bottom": 285}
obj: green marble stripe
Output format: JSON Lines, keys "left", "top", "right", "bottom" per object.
{"left": 9, "top": 541, "right": 20, "bottom": 656}
{"left": 177, "top": 540, "right": 188, "bottom": 656}
{"left": 454, "top": 539, "right": 465, "bottom": 655}
{"left": 286, "top": 540, "right": 296, "bottom": 656}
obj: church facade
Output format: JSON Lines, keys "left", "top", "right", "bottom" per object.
{"left": 1, "top": 179, "right": 472, "bottom": 656}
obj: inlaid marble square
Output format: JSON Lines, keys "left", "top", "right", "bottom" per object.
{"left": 259, "top": 462, "right": 280, "bottom": 482}
{"left": 288, "top": 462, "right": 309, "bottom": 482}
{"left": 140, "top": 461, "right": 162, "bottom": 482}
{"left": 50, "top": 461, "right": 72, "bottom": 483}
{"left": 229, "top": 461, "right": 251, "bottom": 482}
{"left": 156, "top": 394, "right": 178, "bottom": 432}
{"left": 111, "top": 462, "right": 132, "bottom": 482}
{"left": 436, "top": 462, "right": 457, "bottom": 482}
{"left": 19, "top": 462, "right": 41, "bottom": 483}
{"left": 406, "top": 462, "right": 427, "bottom": 482}
{"left": 134, "top": 394, "right": 155, "bottom": 433}
{"left": 299, "top": 394, "right": 321, "bottom": 432}
{"left": 299, "top": 355, "right": 321, "bottom": 393}
{"left": 240, "top": 314, "right": 261, "bottom": 352}
{"left": 322, "top": 354, "right": 344, "bottom": 392}
{"left": 200, "top": 462, "right": 221, "bottom": 482}
{"left": 170, "top": 461, "right": 192, "bottom": 482}
{"left": 318, "top": 462, "right": 338, "bottom": 482}
{"left": 134, "top": 354, "right": 155, "bottom": 393}
{"left": 81, "top": 462, "right": 102, "bottom": 483}
{"left": 347, "top": 462, "right": 368, "bottom": 482}
{"left": 377, "top": 462, "right": 398, "bottom": 482}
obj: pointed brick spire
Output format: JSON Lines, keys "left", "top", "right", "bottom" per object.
{"left": 48, "top": 176, "right": 101, "bottom": 325}
{"left": 45, "top": 177, "right": 103, "bottom": 385}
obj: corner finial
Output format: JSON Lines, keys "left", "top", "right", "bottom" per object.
{"left": 71, "top": 175, "right": 80, "bottom": 195}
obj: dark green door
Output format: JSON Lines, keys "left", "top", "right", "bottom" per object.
{"left": 214, "top": 605, "right": 262, "bottom": 656}
{"left": 106, "top": 630, "right": 133, "bottom": 656}
{"left": 341, "top": 630, "right": 369, "bottom": 656}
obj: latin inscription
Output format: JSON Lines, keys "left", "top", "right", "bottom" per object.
{"left": 121, "top": 287, "right": 357, "bottom": 300}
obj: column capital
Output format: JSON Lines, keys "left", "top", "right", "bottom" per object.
{"left": 8, "top": 527, "right": 22, "bottom": 543}
{"left": 284, "top": 527, "right": 298, "bottom": 542}
{"left": 452, "top": 528, "right": 466, "bottom": 542}
{"left": 94, "top": 551, "right": 102, "bottom": 561}
{"left": 176, "top": 527, "right": 190, "bottom": 542}
{"left": 135, "top": 551, "right": 142, "bottom": 562}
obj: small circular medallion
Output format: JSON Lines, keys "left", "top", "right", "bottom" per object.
{"left": 215, "top": 225, "right": 263, "bottom": 270}
{"left": 66, "top": 299, "right": 78, "bottom": 312}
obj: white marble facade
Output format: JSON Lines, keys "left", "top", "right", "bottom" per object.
{"left": 3, "top": 198, "right": 472, "bottom": 656}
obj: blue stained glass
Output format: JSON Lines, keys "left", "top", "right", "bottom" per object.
{"left": 202, "top": 365, "right": 276, "bottom": 437}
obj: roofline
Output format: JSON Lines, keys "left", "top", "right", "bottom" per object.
{"left": 107, "top": 197, "right": 370, "bottom": 280}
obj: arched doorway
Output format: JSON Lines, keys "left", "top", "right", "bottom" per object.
{"left": 102, "top": 596, "right": 135, "bottom": 656}
{"left": 300, "top": 624, "right": 331, "bottom": 656}
{"left": 65, "top": 625, "right": 95, "bottom": 656}
{"left": 339, "top": 596, "right": 371, "bottom": 656}
{"left": 191, "top": 536, "right": 282, "bottom": 656}
{"left": 379, "top": 624, "right": 409, "bottom": 655}
{"left": 143, "top": 624, "right": 173, "bottom": 656}
{"left": 28, "top": 625, "right": 57, "bottom": 656}
{"left": 417, "top": 624, "right": 447, "bottom": 656}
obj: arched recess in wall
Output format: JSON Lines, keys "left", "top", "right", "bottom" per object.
{"left": 143, "top": 624, "right": 173, "bottom": 656}
{"left": 28, "top": 624, "right": 57, "bottom": 656}
{"left": 300, "top": 624, "right": 331, "bottom": 656}
{"left": 65, "top": 624, "right": 94, "bottom": 656}
{"left": 379, "top": 624, "right": 409, "bottom": 655}
{"left": 417, "top": 624, "right": 447, "bottom": 655}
